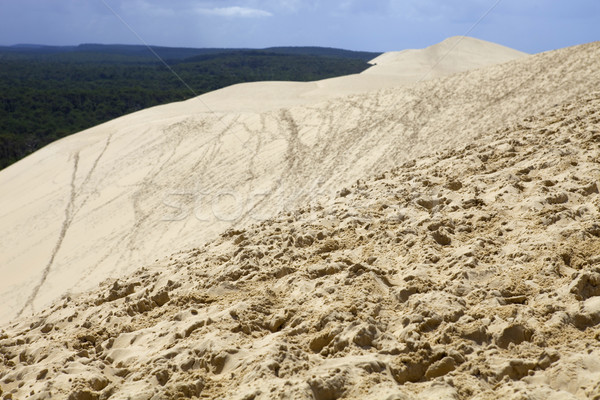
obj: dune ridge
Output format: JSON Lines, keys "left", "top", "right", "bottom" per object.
{"left": 364, "top": 36, "right": 527, "bottom": 79}
{"left": 1, "top": 86, "right": 599, "bottom": 399}
{"left": 198, "top": 36, "right": 528, "bottom": 112}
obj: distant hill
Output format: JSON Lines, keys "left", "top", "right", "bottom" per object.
{"left": 0, "top": 44, "right": 380, "bottom": 62}
{"left": 0, "top": 44, "right": 240, "bottom": 61}
{"left": 263, "top": 46, "right": 379, "bottom": 60}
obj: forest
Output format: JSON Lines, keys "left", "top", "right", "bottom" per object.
{"left": 0, "top": 44, "right": 379, "bottom": 169}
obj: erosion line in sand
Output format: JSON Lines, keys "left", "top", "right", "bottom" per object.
{"left": 418, "top": 0, "right": 504, "bottom": 83}
{"left": 82, "top": 135, "right": 112, "bottom": 188}
{"left": 73, "top": 134, "right": 113, "bottom": 217}
{"left": 16, "top": 153, "right": 80, "bottom": 317}
{"left": 100, "top": 0, "right": 246, "bottom": 146}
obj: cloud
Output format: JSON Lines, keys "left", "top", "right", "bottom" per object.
{"left": 195, "top": 6, "right": 273, "bottom": 18}
{"left": 125, "top": 0, "right": 176, "bottom": 17}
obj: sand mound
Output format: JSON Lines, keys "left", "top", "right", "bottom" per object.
{"left": 199, "top": 37, "right": 528, "bottom": 113}
{"left": 1, "top": 91, "right": 599, "bottom": 399}
{"left": 0, "top": 39, "right": 595, "bottom": 326}
{"left": 364, "top": 36, "right": 527, "bottom": 80}
{"left": 167, "top": 37, "right": 528, "bottom": 114}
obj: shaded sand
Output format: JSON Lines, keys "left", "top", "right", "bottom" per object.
{"left": 0, "top": 38, "right": 595, "bottom": 326}
{"left": 1, "top": 91, "right": 599, "bottom": 399}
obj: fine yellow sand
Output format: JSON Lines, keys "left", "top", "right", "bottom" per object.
{"left": 0, "top": 37, "right": 529, "bottom": 324}
{"left": 1, "top": 37, "right": 600, "bottom": 400}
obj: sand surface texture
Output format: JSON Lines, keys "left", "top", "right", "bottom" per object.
{"left": 0, "top": 37, "right": 533, "bottom": 324}
{"left": 1, "top": 84, "right": 599, "bottom": 399}
{"left": 2, "top": 36, "right": 600, "bottom": 399}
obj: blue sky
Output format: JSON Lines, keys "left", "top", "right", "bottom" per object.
{"left": 0, "top": 0, "right": 598, "bottom": 53}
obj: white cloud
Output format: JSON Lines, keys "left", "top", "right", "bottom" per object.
{"left": 195, "top": 6, "right": 273, "bottom": 18}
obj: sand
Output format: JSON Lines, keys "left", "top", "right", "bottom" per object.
{"left": 199, "top": 37, "right": 528, "bottom": 112}
{"left": 1, "top": 37, "right": 600, "bottom": 399}
{"left": 0, "top": 36, "right": 530, "bottom": 325}
{"left": 1, "top": 76, "right": 599, "bottom": 399}
{"left": 364, "top": 35, "right": 527, "bottom": 80}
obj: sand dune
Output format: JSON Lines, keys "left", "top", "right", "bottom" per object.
{"left": 0, "top": 38, "right": 594, "bottom": 328}
{"left": 196, "top": 36, "right": 528, "bottom": 113}
{"left": 0, "top": 36, "right": 530, "bottom": 325}
{"left": 365, "top": 36, "right": 527, "bottom": 79}
{"left": 1, "top": 69, "right": 599, "bottom": 399}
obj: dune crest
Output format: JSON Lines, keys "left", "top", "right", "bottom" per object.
{"left": 172, "top": 36, "right": 528, "bottom": 113}
{"left": 365, "top": 36, "right": 527, "bottom": 79}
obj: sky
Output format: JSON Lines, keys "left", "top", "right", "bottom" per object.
{"left": 0, "top": 0, "right": 598, "bottom": 53}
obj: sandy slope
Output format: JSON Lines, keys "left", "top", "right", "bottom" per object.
{"left": 1, "top": 88, "right": 599, "bottom": 400}
{"left": 0, "top": 36, "right": 533, "bottom": 325}
{"left": 0, "top": 38, "right": 595, "bottom": 328}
